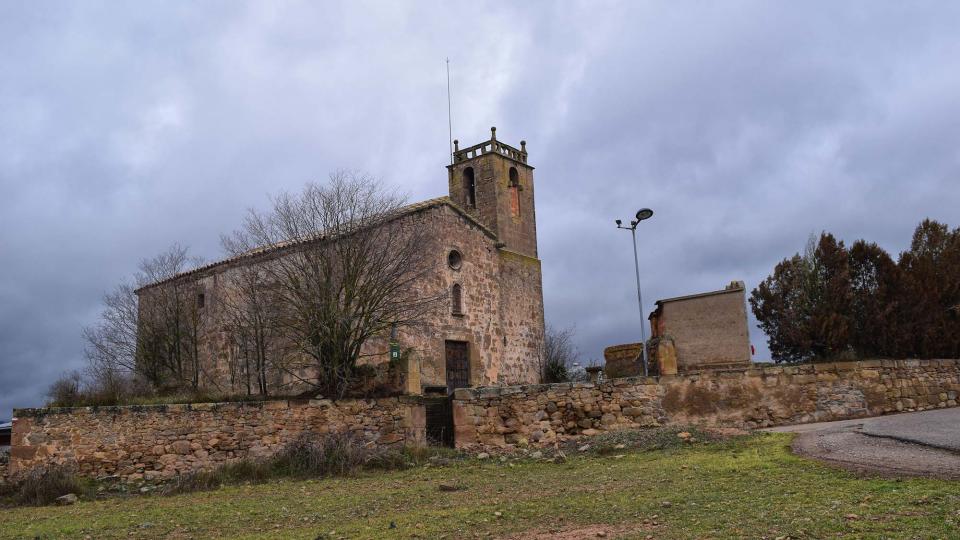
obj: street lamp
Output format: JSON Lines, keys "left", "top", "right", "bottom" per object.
{"left": 616, "top": 208, "right": 654, "bottom": 376}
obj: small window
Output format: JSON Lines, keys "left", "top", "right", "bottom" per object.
{"left": 448, "top": 249, "right": 463, "bottom": 270}
{"left": 451, "top": 284, "right": 463, "bottom": 315}
{"left": 197, "top": 293, "right": 206, "bottom": 308}
{"left": 508, "top": 167, "right": 520, "bottom": 217}
{"left": 463, "top": 167, "right": 476, "bottom": 208}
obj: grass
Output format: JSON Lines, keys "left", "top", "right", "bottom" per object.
{"left": 162, "top": 433, "right": 461, "bottom": 496}
{"left": 1, "top": 433, "right": 959, "bottom": 539}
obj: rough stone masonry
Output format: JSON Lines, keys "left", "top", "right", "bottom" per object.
{"left": 8, "top": 358, "right": 959, "bottom": 482}
{"left": 451, "top": 359, "right": 960, "bottom": 449}
{"left": 9, "top": 397, "right": 425, "bottom": 482}
{"left": 134, "top": 127, "right": 545, "bottom": 396}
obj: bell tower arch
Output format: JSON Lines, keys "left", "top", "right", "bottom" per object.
{"left": 447, "top": 127, "right": 538, "bottom": 257}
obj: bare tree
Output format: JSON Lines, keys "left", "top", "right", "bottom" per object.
{"left": 134, "top": 245, "right": 207, "bottom": 390}
{"left": 83, "top": 244, "right": 204, "bottom": 392}
{"left": 82, "top": 283, "right": 140, "bottom": 377}
{"left": 224, "top": 171, "right": 444, "bottom": 398}
{"left": 46, "top": 370, "right": 84, "bottom": 407}
{"left": 215, "top": 247, "right": 278, "bottom": 396}
{"left": 539, "top": 325, "right": 579, "bottom": 383}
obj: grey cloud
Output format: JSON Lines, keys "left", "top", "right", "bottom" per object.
{"left": 3, "top": 1, "right": 960, "bottom": 418}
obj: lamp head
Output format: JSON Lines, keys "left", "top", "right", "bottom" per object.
{"left": 615, "top": 219, "right": 622, "bottom": 226}
{"left": 636, "top": 208, "right": 654, "bottom": 221}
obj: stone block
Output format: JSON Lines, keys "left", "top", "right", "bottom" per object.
{"left": 263, "top": 400, "right": 289, "bottom": 410}
{"left": 656, "top": 339, "right": 678, "bottom": 376}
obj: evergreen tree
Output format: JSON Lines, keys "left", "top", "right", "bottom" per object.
{"left": 849, "top": 240, "right": 900, "bottom": 357}
{"left": 752, "top": 220, "right": 960, "bottom": 362}
{"left": 896, "top": 220, "right": 960, "bottom": 358}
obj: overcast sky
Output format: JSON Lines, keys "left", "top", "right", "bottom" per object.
{"left": 2, "top": 2, "right": 959, "bottom": 418}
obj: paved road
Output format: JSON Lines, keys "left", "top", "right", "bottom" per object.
{"left": 861, "top": 407, "right": 960, "bottom": 452}
{"left": 766, "top": 408, "right": 960, "bottom": 479}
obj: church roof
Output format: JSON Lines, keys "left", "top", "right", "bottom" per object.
{"left": 135, "top": 196, "right": 496, "bottom": 292}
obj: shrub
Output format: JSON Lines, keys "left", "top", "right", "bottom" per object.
{"left": 162, "top": 459, "right": 273, "bottom": 495}
{"left": 271, "top": 432, "right": 381, "bottom": 477}
{"left": 163, "top": 432, "right": 459, "bottom": 496}
{"left": 46, "top": 371, "right": 85, "bottom": 408}
{"left": 11, "top": 465, "right": 90, "bottom": 506}
{"left": 540, "top": 325, "right": 579, "bottom": 383}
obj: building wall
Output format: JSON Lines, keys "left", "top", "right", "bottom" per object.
{"left": 496, "top": 250, "right": 545, "bottom": 385}
{"left": 650, "top": 285, "right": 751, "bottom": 371}
{"left": 452, "top": 359, "right": 960, "bottom": 449}
{"left": 136, "top": 202, "right": 544, "bottom": 396}
{"left": 133, "top": 133, "right": 545, "bottom": 396}
{"left": 447, "top": 149, "right": 537, "bottom": 258}
{"left": 9, "top": 398, "right": 425, "bottom": 482}
{"left": 488, "top": 158, "right": 538, "bottom": 258}
{"left": 371, "top": 204, "right": 543, "bottom": 389}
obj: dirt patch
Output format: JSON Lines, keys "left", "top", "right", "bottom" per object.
{"left": 500, "top": 523, "right": 649, "bottom": 540}
{"left": 701, "top": 426, "right": 750, "bottom": 438}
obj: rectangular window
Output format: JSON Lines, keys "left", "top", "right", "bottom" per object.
{"left": 197, "top": 293, "right": 206, "bottom": 308}
{"left": 451, "top": 284, "right": 463, "bottom": 315}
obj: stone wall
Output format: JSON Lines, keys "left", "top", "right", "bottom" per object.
{"left": 0, "top": 450, "right": 8, "bottom": 484}
{"left": 452, "top": 359, "right": 960, "bottom": 449}
{"left": 12, "top": 359, "right": 959, "bottom": 478}
{"left": 603, "top": 343, "right": 644, "bottom": 378}
{"left": 9, "top": 397, "right": 425, "bottom": 482}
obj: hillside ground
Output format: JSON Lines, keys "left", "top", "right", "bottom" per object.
{"left": 2, "top": 433, "right": 959, "bottom": 539}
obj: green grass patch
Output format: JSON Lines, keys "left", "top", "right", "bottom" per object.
{"left": 162, "top": 433, "right": 463, "bottom": 496}
{"left": 1, "top": 433, "right": 959, "bottom": 539}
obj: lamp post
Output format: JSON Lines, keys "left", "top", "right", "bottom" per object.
{"left": 616, "top": 208, "right": 654, "bottom": 376}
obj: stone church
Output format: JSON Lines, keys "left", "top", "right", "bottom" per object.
{"left": 136, "top": 128, "right": 545, "bottom": 395}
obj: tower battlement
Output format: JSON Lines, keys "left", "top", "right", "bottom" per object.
{"left": 446, "top": 127, "right": 539, "bottom": 258}
{"left": 452, "top": 127, "right": 528, "bottom": 165}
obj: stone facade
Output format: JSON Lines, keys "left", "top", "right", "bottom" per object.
{"left": 452, "top": 359, "right": 960, "bottom": 450}
{"left": 360, "top": 204, "right": 544, "bottom": 390}
{"left": 8, "top": 398, "right": 425, "bottom": 482}
{"left": 448, "top": 128, "right": 538, "bottom": 259}
{"left": 648, "top": 281, "right": 752, "bottom": 372}
{"left": 135, "top": 129, "right": 545, "bottom": 396}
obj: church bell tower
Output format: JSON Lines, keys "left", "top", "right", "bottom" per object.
{"left": 447, "top": 127, "right": 538, "bottom": 258}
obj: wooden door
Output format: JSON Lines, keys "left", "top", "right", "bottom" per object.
{"left": 445, "top": 340, "right": 470, "bottom": 394}
{"left": 424, "top": 397, "right": 454, "bottom": 447}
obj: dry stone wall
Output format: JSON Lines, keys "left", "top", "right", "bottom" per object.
{"left": 0, "top": 451, "right": 8, "bottom": 484}
{"left": 453, "top": 359, "right": 960, "bottom": 450}
{"left": 9, "top": 397, "right": 425, "bottom": 482}
{"left": 10, "top": 359, "right": 959, "bottom": 478}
